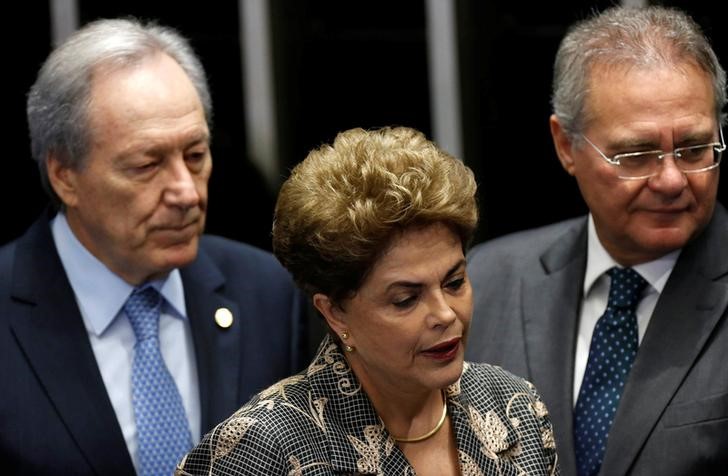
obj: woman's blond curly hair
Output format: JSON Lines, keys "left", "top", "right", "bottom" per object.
{"left": 273, "top": 126, "right": 478, "bottom": 303}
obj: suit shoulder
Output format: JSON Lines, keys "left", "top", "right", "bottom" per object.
{"left": 199, "top": 235, "right": 288, "bottom": 278}
{"left": 468, "top": 217, "right": 584, "bottom": 266}
{"left": 708, "top": 201, "right": 728, "bottom": 235}
{"left": 0, "top": 239, "right": 18, "bottom": 288}
{"left": 199, "top": 234, "right": 272, "bottom": 259}
{"left": 0, "top": 238, "right": 16, "bottom": 264}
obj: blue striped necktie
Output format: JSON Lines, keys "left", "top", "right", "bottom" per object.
{"left": 125, "top": 285, "right": 192, "bottom": 476}
{"left": 574, "top": 267, "right": 647, "bottom": 476}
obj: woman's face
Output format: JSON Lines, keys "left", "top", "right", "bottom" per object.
{"left": 331, "top": 222, "right": 472, "bottom": 396}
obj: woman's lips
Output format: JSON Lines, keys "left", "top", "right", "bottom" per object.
{"left": 421, "top": 337, "right": 461, "bottom": 361}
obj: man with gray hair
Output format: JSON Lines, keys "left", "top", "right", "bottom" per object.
{"left": 1, "top": 18, "right": 307, "bottom": 476}
{"left": 467, "top": 6, "right": 726, "bottom": 476}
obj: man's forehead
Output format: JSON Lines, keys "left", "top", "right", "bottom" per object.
{"left": 583, "top": 62, "right": 716, "bottom": 128}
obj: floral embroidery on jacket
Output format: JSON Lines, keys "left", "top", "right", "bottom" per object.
{"left": 212, "top": 416, "right": 256, "bottom": 461}
{"left": 469, "top": 407, "right": 510, "bottom": 459}
{"left": 459, "top": 450, "right": 485, "bottom": 476}
{"left": 347, "top": 425, "right": 387, "bottom": 473}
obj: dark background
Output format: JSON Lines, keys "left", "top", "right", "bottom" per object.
{"left": 6, "top": 0, "right": 726, "bottom": 250}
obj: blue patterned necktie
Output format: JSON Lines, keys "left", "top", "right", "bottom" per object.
{"left": 125, "top": 285, "right": 192, "bottom": 476}
{"left": 574, "top": 267, "right": 647, "bottom": 476}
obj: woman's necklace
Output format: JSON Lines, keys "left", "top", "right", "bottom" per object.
{"left": 390, "top": 390, "right": 448, "bottom": 443}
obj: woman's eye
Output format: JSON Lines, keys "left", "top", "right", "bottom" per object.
{"left": 445, "top": 278, "right": 465, "bottom": 291}
{"left": 393, "top": 296, "right": 417, "bottom": 309}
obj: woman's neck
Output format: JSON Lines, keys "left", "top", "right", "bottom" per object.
{"left": 347, "top": 356, "right": 446, "bottom": 440}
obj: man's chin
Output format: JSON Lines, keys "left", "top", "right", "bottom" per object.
{"left": 634, "top": 229, "right": 692, "bottom": 256}
{"left": 156, "top": 239, "right": 200, "bottom": 268}
{"left": 142, "top": 225, "right": 204, "bottom": 276}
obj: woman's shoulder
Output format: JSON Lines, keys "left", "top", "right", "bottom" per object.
{"left": 198, "top": 372, "right": 313, "bottom": 455}
{"left": 460, "top": 361, "right": 541, "bottom": 399}
{"left": 230, "top": 372, "right": 313, "bottom": 424}
{"left": 181, "top": 372, "right": 323, "bottom": 474}
{"left": 462, "top": 360, "right": 526, "bottom": 380}
{"left": 200, "top": 374, "right": 317, "bottom": 459}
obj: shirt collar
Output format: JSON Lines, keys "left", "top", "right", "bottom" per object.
{"left": 51, "top": 212, "right": 187, "bottom": 337}
{"left": 584, "top": 214, "right": 680, "bottom": 296}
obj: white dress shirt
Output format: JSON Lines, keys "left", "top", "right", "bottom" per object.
{"left": 51, "top": 213, "right": 201, "bottom": 471}
{"left": 573, "top": 215, "right": 680, "bottom": 404}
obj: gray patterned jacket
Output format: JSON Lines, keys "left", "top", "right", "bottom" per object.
{"left": 177, "top": 336, "right": 559, "bottom": 475}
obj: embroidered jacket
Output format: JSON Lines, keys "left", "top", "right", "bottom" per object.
{"left": 177, "top": 336, "right": 559, "bottom": 475}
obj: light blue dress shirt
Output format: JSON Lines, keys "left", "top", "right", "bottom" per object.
{"left": 51, "top": 213, "right": 201, "bottom": 471}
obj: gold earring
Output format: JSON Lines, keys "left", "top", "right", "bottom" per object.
{"left": 341, "top": 332, "right": 354, "bottom": 352}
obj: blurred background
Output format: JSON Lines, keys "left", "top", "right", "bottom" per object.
{"left": 6, "top": 0, "right": 726, "bottom": 250}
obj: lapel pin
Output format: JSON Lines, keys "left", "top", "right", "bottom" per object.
{"left": 214, "top": 307, "right": 234, "bottom": 329}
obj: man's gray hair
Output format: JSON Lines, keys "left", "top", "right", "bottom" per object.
{"left": 27, "top": 18, "right": 213, "bottom": 206}
{"left": 552, "top": 6, "right": 726, "bottom": 139}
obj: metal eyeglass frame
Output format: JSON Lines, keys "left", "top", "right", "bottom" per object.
{"left": 580, "top": 127, "right": 725, "bottom": 180}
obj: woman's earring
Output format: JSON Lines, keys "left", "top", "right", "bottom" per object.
{"left": 341, "top": 332, "right": 354, "bottom": 353}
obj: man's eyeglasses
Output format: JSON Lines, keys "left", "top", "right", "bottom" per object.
{"left": 580, "top": 128, "right": 725, "bottom": 180}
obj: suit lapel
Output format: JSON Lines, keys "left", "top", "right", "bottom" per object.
{"left": 521, "top": 219, "right": 587, "bottom": 476}
{"left": 602, "top": 206, "right": 728, "bottom": 475}
{"left": 8, "top": 216, "right": 134, "bottom": 475}
{"left": 180, "top": 247, "right": 241, "bottom": 434}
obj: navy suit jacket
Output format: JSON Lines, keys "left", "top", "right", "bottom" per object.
{"left": 465, "top": 203, "right": 728, "bottom": 476}
{"left": 0, "top": 211, "right": 309, "bottom": 475}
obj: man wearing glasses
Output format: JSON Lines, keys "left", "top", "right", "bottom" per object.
{"left": 466, "top": 5, "right": 726, "bottom": 476}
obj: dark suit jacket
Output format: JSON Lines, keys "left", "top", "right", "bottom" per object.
{"left": 465, "top": 203, "right": 728, "bottom": 476}
{"left": 0, "top": 211, "right": 309, "bottom": 475}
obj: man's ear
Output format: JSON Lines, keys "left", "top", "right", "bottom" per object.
{"left": 550, "top": 114, "right": 577, "bottom": 176}
{"left": 313, "top": 293, "right": 348, "bottom": 339}
{"left": 46, "top": 152, "right": 80, "bottom": 208}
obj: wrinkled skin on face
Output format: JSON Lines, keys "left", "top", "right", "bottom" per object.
{"left": 49, "top": 53, "right": 212, "bottom": 285}
{"left": 551, "top": 63, "right": 719, "bottom": 265}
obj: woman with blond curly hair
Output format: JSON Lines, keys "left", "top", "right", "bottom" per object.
{"left": 177, "top": 127, "right": 559, "bottom": 475}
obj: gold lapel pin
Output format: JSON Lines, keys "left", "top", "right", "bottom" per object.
{"left": 214, "top": 307, "right": 234, "bottom": 329}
